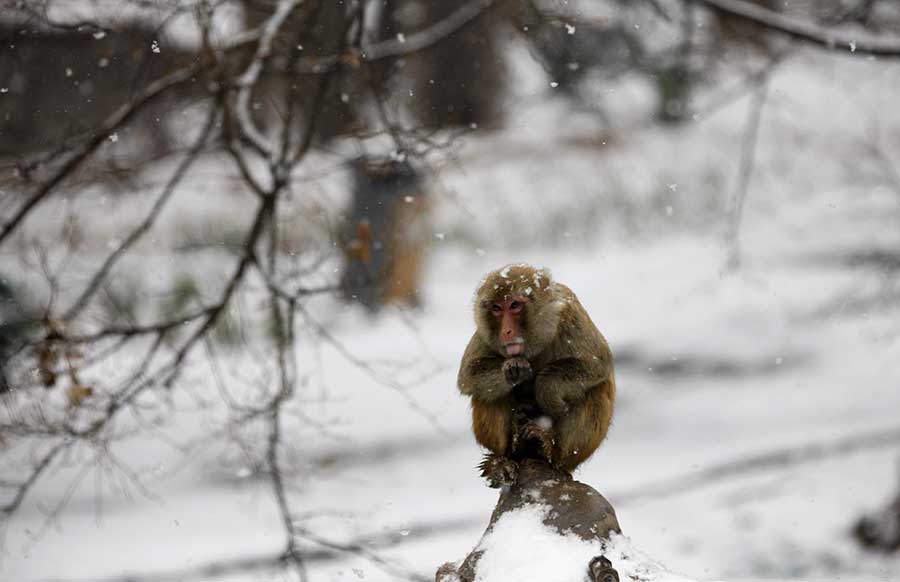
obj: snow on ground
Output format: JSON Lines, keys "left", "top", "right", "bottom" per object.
{"left": 467, "top": 507, "right": 689, "bottom": 582}
{"left": 3, "top": 46, "right": 900, "bottom": 582}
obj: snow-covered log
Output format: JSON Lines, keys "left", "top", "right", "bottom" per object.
{"left": 436, "top": 459, "right": 692, "bottom": 582}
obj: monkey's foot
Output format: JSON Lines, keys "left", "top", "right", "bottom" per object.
{"left": 520, "top": 417, "right": 556, "bottom": 462}
{"left": 588, "top": 556, "right": 620, "bottom": 582}
{"left": 510, "top": 402, "right": 541, "bottom": 454}
{"left": 478, "top": 454, "right": 518, "bottom": 488}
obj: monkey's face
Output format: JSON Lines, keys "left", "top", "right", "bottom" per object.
{"left": 487, "top": 295, "right": 531, "bottom": 357}
{"left": 474, "top": 264, "right": 557, "bottom": 357}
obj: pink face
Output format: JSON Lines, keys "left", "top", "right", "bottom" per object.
{"left": 489, "top": 296, "right": 529, "bottom": 357}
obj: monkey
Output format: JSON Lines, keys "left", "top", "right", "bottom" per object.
{"left": 457, "top": 264, "right": 615, "bottom": 485}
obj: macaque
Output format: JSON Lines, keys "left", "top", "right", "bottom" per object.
{"left": 457, "top": 264, "right": 615, "bottom": 484}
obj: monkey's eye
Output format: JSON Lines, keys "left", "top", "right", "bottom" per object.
{"left": 509, "top": 300, "right": 523, "bottom": 312}
{"left": 490, "top": 304, "right": 502, "bottom": 315}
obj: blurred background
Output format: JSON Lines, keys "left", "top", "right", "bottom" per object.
{"left": 2, "top": 0, "right": 900, "bottom": 580}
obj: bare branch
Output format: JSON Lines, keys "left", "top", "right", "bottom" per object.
{"left": 291, "top": 0, "right": 496, "bottom": 74}
{"left": 725, "top": 76, "right": 771, "bottom": 270}
{"left": 0, "top": 64, "right": 203, "bottom": 247}
{"left": 62, "top": 105, "right": 219, "bottom": 322}
{"left": 362, "top": 0, "right": 494, "bottom": 61}
{"left": 694, "top": 0, "right": 900, "bottom": 57}
{"left": 0, "top": 21, "right": 274, "bottom": 248}
{"left": 296, "top": 305, "right": 449, "bottom": 435}
{"left": 233, "top": 0, "right": 305, "bottom": 160}
{"left": 1, "top": 441, "right": 67, "bottom": 517}
{"left": 61, "top": 306, "right": 217, "bottom": 344}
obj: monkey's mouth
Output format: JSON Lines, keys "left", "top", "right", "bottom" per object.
{"left": 504, "top": 340, "right": 525, "bottom": 357}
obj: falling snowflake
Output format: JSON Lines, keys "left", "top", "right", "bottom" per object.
{"left": 151, "top": 40, "right": 160, "bottom": 54}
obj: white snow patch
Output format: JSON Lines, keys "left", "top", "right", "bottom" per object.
{"left": 474, "top": 506, "right": 691, "bottom": 582}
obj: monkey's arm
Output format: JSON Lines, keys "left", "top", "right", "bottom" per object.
{"left": 534, "top": 355, "right": 611, "bottom": 418}
{"left": 457, "top": 334, "right": 511, "bottom": 402}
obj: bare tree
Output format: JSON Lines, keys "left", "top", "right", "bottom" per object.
{"left": 0, "top": 1, "right": 497, "bottom": 580}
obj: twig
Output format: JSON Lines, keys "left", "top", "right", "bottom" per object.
{"left": 233, "top": 0, "right": 305, "bottom": 161}
{"left": 0, "top": 21, "right": 273, "bottom": 247}
{"left": 296, "top": 304, "right": 448, "bottom": 435}
{"left": 0, "top": 64, "right": 203, "bottom": 247}
{"left": 62, "top": 105, "right": 219, "bottom": 322}
{"left": 290, "top": 0, "right": 496, "bottom": 74}
{"left": 1, "top": 440, "right": 67, "bottom": 517}
{"left": 693, "top": 0, "right": 900, "bottom": 57}
{"left": 724, "top": 75, "right": 770, "bottom": 270}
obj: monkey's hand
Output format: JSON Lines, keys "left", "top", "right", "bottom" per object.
{"left": 503, "top": 357, "right": 533, "bottom": 387}
{"left": 478, "top": 453, "right": 518, "bottom": 488}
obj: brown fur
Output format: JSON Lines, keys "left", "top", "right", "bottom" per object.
{"left": 458, "top": 264, "right": 615, "bottom": 473}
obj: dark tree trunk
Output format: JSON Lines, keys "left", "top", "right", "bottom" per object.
{"left": 386, "top": 0, "right": 508, "bottom": 129}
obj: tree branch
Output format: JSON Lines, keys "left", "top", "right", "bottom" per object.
{"left": 62, "top": 105, "right": 219, "bottom": 322}
{"left": 694, "top": 0, "right": 900, "bottom": 57}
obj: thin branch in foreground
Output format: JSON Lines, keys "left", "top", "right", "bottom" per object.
{"left": 0, "top": 20, "right": 274, "bottom": 249}
{"left": 292, "top": 0, "right": 496, "bottom": 74}
{"left": 62, "top": 104, "right": 219, "bottom": 322}
{"left": 724, "top": 76, "right": 770, "bottom": 271}
{"left": 0, "top": 440, "right": 67, "bottom": 517}
{"left": 0, "top": 63, "right": 204, "bottom": 247}
{"left": 233, "top": 0, "right": 305, "bottom": 161}
{"left": 694, "top": 0, "right": 900, "bottom": 57}
{"left": 295, "top": 305, "right": 449, "bottom": 435}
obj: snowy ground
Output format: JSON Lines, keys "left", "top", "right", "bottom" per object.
{"left": 3, "top": 46, "right": 900, "bottom": 582}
